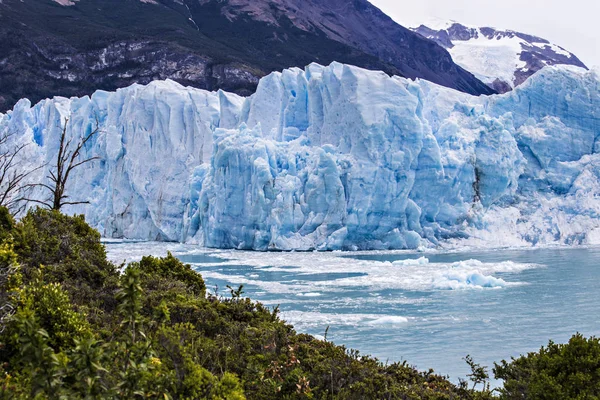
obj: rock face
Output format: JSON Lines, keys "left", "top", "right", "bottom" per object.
{"left": 412, "top": 22, "right": 588, "bottom": 93}
{"left": 2, "top": 62, "right": 599, "bottom": 250}
{"left": 0, "top": 0, "right": 494, "bottom": 112}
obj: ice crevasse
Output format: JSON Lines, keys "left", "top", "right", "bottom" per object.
{"left": 1, "top": 62, "right": 599, "bottom": 250}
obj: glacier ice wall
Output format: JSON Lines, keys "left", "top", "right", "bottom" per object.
{"left": 0, "top": 81, "right": 244, "bottom": 241}
{"left": 1, "top": 63, "right": 599, "bottom": 250}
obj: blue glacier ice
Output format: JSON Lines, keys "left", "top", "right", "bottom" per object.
{"left": 0, "top": 63, "right": 598, "bottom": 250}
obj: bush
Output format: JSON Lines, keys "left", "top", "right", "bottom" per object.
{"left": 11, "top": 271, "right": 93, "bottom": 350}
{"left": 494, "top": 333, "right": 600, "bottom": 399}
{"left": 12, "top": 208, "right": 119, "bottom": 314}
{"left": 0, "top": 208, "right": 14, "bottom": 243}
{"left": 135, "top": 253, "right": 206, "bottom": 297}
{"left": 13, "top": 208, "right": 114, "bottom": 284}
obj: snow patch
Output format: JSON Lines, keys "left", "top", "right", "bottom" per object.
{"left": 448, "top": 31, "right": 525, "bottom": 89}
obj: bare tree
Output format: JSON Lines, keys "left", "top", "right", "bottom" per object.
{"left": 0, "top": 131, "right": 42, "bottom": 214}
{"left": 27, "top": 117, "right": 100, "bottom": 211}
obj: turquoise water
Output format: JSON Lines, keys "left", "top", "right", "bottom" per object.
{"left": 107, "top": 243, "right": 600, "bottom": 383}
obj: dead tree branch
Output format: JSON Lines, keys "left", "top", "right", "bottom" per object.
{"left": 31, "top": 117, "right": 101, "bottom": 211}
{"left": 0, "top": 131, "right": 44, "bottom": 214}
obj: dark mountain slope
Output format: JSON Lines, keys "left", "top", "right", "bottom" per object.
{"left": 0, "top": 0, "right": 494, "bottom": 112}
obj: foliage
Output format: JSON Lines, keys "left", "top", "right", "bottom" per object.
{"left": 13, "top": 208, "right": 111, "bottom": 277}
{"left": 12, "top": 207, "right": 118, "bottom": 314}
{"left": 0, "top": 242, "right": 18, "bottom": 336}
{"left": 494, "top": 333, "right": 600, "bottom": 399}
{"left": 463, "top": 355, "right": 491, "bottom": 392}
{"left": 0, "top": 252, "right": 244, "bottom": 399}
{"left": 10, "top": 270, "right": 92, "bottom": 350}
{"left": 134, "top": 253, "right": 206, "bottom": 297}
{"left": 0, "top": 207, "right": 14, "bottom": 243}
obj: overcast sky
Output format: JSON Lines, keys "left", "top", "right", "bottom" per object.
{"left": 369, "top": 0, "right": 600, "bottom": 68}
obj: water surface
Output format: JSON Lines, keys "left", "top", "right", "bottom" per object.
{"left": 106, "top": 243, "right": 600, "bottom": 382}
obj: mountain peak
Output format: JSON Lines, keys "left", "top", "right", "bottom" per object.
{"left": 412, "top": 21, "right": 587, "bottom": 93}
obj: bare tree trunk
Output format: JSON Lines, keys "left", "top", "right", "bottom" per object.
{"left": 24, "top": 117, "right": 100, "bottom": 211}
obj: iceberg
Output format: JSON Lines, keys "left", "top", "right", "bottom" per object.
{"left": 0, "top": 63, "right": 598, "bottom": 250}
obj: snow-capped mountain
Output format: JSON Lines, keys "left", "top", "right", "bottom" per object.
{"left": 412, "top": 21, "right": 588, "bottom": 93}
{"left": 2, "top": 63, "right": 599, "bottom": 250}
{"left": 0, "top": 0, "right": 493, "bottom": 113}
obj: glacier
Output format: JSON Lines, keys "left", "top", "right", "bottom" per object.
{"left": 0, "top": 62, "right": 599, "bottom": 250}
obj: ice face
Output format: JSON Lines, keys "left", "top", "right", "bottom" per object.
{"left": 1, "top": 63, "right": 598, "bottom": 250}
{"left": 0, "top": 80, "right": 243, "bottom": 240}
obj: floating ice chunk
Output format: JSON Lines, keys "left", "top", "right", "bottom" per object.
{"left": 434, "top": 271, "right": 507, "bottom": 290}
{"left": 367, "top": 316, "right": 409, "bottom": 325}
{"left": 280, "top": 311, "right": 409, "bottom": 329}
{"left": 392, "top": 257, "right": 430, "bottom": 266}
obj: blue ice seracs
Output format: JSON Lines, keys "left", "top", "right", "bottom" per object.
{"left": 1, "top": 63, "right": 598, "bottom": 250}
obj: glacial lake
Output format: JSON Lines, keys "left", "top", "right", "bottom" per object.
{"left": 106, "top": 242, "right": 600, "bottom": 383}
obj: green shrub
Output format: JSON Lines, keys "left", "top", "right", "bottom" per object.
{"left": 13, "top": 208, "right": 114, "bottom": 283}
{"left": 0, "top": 242, "right": 17, "bottom": 276}
{"left": 155, "top": 323, "right": 245, "bottom": 399}
{"left": 12, "top": 208, "right": 119, "bottom": 316}
{"left": 11, "top": 271, "right": 92, "bottom": 351}
{"left": 494, "top": 333, "right": 600, "bottom": 399}
{"left": 135, "top": 253, "right": 206, "bottom": 297}
{"left": 0, "top": 207, "right": 14, "bottom": 243}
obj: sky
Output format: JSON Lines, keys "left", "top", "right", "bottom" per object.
{"left": 369, "top": 0, "right": 600, "bottom": 68}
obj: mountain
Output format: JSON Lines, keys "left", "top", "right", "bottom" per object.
{"left": 3, "top": 62, "right": 598, "bottom": 250}
{"left": 412, "top": 21, "right": 588, "bottom": 93}
{"left": 0, "top": 0, "right": 494, "bottom": 112}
